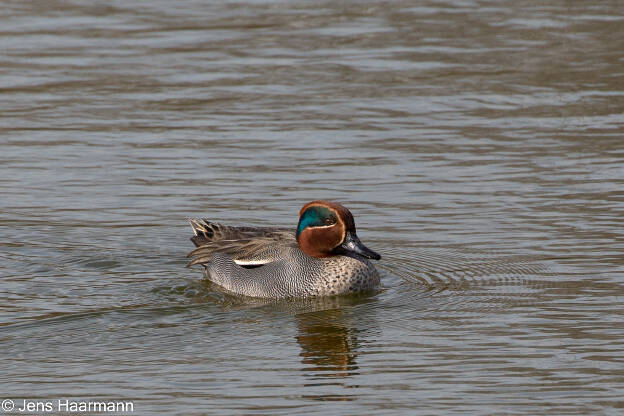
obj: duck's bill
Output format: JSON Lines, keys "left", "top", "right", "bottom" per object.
{"left": 338, "top": 231, "right": 381, "bottom": 260}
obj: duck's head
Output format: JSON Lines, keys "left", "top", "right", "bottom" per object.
{"left": 296, "top": 200, "right": 381, "bottom": 260}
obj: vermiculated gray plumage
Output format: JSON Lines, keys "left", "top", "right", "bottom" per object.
{"left": 187, "top": 219, "right": 380, "bottom": 298}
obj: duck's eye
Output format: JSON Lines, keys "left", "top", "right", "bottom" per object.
{"left": 324, "top": 217, "right": 336, "bottom": 225}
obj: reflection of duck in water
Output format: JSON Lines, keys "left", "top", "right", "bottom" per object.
{"left": 187, "top": 201, "right": 381, "bottom": 298}
{"left": 296, "top": 309, "right": 359, "bottom": 378}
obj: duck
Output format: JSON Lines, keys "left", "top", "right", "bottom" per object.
{"left": 186, "top": 200, "right": 381, "bottom": 298}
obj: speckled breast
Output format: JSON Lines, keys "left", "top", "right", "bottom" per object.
{"left": 314, "top": 255, "right": 381, "bottom": 296}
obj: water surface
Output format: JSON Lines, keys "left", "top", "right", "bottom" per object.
{"left": 1, "top": 1, "right": 623, "bottom": 414}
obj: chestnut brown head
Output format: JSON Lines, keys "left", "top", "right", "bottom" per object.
{"left": 296, "top": 200, "right": 381, "bottom": 260}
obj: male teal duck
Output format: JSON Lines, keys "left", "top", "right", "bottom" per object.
{"left": 187, "top": 200, "right": 381, "bottom": 298}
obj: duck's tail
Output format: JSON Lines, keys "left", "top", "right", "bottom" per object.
{"left": 188, "top": 218, "right": 224, "bottom": 247}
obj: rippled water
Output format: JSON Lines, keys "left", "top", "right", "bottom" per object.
{"left": 2, "top": 1, "right": 623, "bottom": 414}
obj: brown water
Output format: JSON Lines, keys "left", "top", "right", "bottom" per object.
{"left": 1, "top": 1, "right": 623, "bottom": 414}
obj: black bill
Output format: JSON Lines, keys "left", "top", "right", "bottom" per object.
{"left": 336, "top": 231, "right": 381, "bottom": 260}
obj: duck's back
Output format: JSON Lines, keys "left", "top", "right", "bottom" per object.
{"left": 189, "top": 219, "right": 294, "bottom": 247}
{"left": 188, "top": 219, "right": 294, "bottom": 265}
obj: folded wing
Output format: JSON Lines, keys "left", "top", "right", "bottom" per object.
{"left": 187, "top": 219, "right": 295, "bottom": 267}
